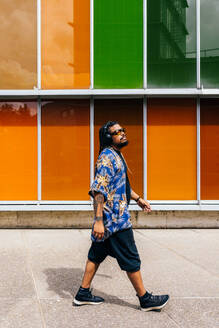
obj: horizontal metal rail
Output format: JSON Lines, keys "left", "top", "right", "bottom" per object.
{"left": 1, "top": 89, "right": 219, "bottom": 97}
{"left": 0, "top": 202, "right": 219, "bottom": 211}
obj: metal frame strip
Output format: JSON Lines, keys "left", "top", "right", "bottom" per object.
{"left": 149, "top": 201, "right": 198, "bottom": 204}
{"left": 143, "top": 0, "right": 147, "bottom": 89}
{"left": 2, "top": 89, "right": 219, "bottom": 97}
{"left": 0, "top": 204, "right": 219, "bottom": 211}
{"left": 90, "top": 97, "right": 94, "bottom": 186}
{"left": 197, "top": 0, "right": 201, "bottom": 88}
{"left": 37, "top": 0, "right": 41, "bottom": 89}
{"left": 197, "top": 97, "right": 201, "bottom": 203}
{"left": 143, "top": 97, "right": 147, "bottom": 199}
{"left": 0, "top": 200, "right": 200, "bottom": 205}
{"left": 90, "top": 0, "right": 94, "bottom": 89}
{"left": 37, "top": 98, "right": 42, "bottom": 201}
{"left": 0, "top": 201, "right": 91, "bottom": 205}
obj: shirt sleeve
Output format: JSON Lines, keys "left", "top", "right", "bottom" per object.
{"left": 89, "top": 153, "right": 115, "bottom": 202}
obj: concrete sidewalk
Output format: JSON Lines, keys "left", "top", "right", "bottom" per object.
{"left": 0, "top": 229, "right": 218, "bottom": 328}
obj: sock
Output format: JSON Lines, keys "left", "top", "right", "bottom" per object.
{"left": 80, "top": 286, "right": 90, "bottom": 291}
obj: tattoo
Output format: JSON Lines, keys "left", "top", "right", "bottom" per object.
{"left": 93, "top": 193, "right": 104, "bottom": 218}
{"left": 95, "top": 193, "right": 104, "bottom": 203}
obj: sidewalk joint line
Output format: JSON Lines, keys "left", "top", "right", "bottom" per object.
{"left": 21, "top": 231, "right": 47, "bottom": 328}
{"left": 17, "top": 296, "right": 218, "bottom": 302}
{"left": 165, "top": 312, "right": 182, "bottom": 328}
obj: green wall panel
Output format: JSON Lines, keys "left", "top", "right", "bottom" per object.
{"left": 147, "top": 0, "right": 196, "bottom": 88}
{"left": 201, "top": 0, "right": 219, "bottom": 88}
{"left": 94, "top": 0, "right": 143, "bottom": 89}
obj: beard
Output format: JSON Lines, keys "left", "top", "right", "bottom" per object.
{"left": 116, "top": 140, "right": 129, "bottom": 149}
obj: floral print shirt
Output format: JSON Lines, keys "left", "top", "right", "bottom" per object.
{"left": 89, "top": 147, "right": 132, "bottom": 242}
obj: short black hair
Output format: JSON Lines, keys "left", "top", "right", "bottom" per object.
{"left": 99, "top": 121, "right": 118, "bottom": 154}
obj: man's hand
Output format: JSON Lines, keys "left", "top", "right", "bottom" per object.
{"left": 93, "top": 220, "right": 105, "bottom": 240}
{"left": 137, "top": 198, "right": 151, "bottom": 212}
{"left": 131, "top": 190, "right": 151, "bottom": 213}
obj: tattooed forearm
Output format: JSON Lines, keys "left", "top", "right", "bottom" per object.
{"left": 93, "top": 192, "right": 104, "bottom": 219}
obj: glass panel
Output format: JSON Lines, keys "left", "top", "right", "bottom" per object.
{"left": 94, "top": 0, "right": 143, "bottom": 88}
{"left": 147, "top": 98, "right": 197, "bottom": 200}
{"left": 94, "top": 99, "right": 143, "bottom": 197}
{"left": 42, "top": 100, "right": 90, "bottom": 200}
{"left": 147, "top": 0, "right": 196, "bottom": 88}
{"left": 200, "top": 0, "right": 219, "bottom": 87}
{"left": 0, "top": 101, "right": 37, "bottom": 200}
{"left": 42, "top": 0, "right": 90, "bottom": 89}
{"left": 201, "top": 99, "right": 219, "bottom": 199}
{"left": 0, "top": 1, "right": 37, "bottom": 89}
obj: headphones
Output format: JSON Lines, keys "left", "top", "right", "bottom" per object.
{"left": 103, "top": 121, "right": 113, "bottom": 143}
{"left": 100, "top": 121, "right": 118, "bottom": 149}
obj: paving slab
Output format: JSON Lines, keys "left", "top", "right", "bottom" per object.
{"left": 191, "top": 228, "right": 219, "bottom": 240}
{"left": 24, "top": 229, "right": 134, "bottom": 299}
{"left": 166, "top": 298, "right": 219, "bottom": 328}
{"left": 0, "top": 299, "right": 43, "bottom": 328}
{"left": 41, "top": 299, "right": 177, "bottom": 328}
{"left": 0, "top": 230, "right": 35, "bottom": 298}
{"left": 23, "top": 229, "right": 91, "bottom": 300}
{"left": 136, "top": 229, "right": 219, "bottom": 276}
{"left": 134, "top": 230, "right": 219, "bottom": 297}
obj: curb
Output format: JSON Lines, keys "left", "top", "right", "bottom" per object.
{"left": 0, "top": 211, "right": 218, "bottom": 228}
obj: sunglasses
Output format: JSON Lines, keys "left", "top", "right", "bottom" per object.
{"left": 110, "top": 128, "right": 126, "bottom": 136}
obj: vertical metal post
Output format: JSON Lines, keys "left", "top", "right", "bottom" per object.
{"left": 37, "top": 0, "right": 41, "bottom": 89}
{"left": 143, "top": 97, "right": 147, "bottom": 199}
{"left": 90, "top": 0, "right": 94, "bottom": 89}
{"left": 196, "top": 0, "right": 201, "bottom": 89}
{"left": 197, "top": 97, "right": 201, "bottom": 203}
{"left": 143, "top": 0, "right": 147, "bottom": 89}
{"left": 37, "top": 99, "right": 42, "bottom": 201}
{"left": 90, "top": 97, "right": 94, "bottom": 186}
{"left": 90, "top": 0, "right": 94, "bottom": 190}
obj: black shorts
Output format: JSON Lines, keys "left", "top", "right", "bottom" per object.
{"left": 88, "top": 228, "right": 141, "bottom": 273}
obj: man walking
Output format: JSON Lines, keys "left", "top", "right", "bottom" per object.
{"left": 73, "top": 121, "right": 169, "bottom": 311}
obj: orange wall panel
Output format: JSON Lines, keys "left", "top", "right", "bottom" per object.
{"left": 0, "top": 0, "right": 37, "bottom": 89}
{"left": 94, "top": 100, "right": 143, "bottom": 197}
{"left": 201, "top": 99, "right": 219, "bottom": 199}
{"left": 42, "top": 0, "right": 90, "bottom": 89}
{"left": 42, "top": 100, "right": 90, "bottom": 200}
{"left": 147, "top": 98, "right": 197, "bottom": 200}
{"left": 0, "top": 102, "right": 37, "bottom": 200}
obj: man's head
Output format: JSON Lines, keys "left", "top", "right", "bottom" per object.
{"left": 99, "top": 121, "right": 128, "bottom": 153}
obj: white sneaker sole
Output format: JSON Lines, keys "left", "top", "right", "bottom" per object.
{"left": 73, "top": 298, "right": 104, "bottom": 306}
{"left": 141, "top": 298, "right": 169, "bottom": 312}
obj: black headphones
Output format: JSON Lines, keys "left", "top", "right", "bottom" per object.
{"left": 99, "top": 121, "right": 118, "bottom": 149}
{"left": 103, "top": 121, "right": 113, "bottom": 143}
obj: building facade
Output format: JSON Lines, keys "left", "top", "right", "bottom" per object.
{"left": 0, "top": 0, "right": 219, "bottom": 213}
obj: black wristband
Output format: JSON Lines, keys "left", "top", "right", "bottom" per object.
{"left": 95, "top": 216, "right": 103, "bottom": 221}
{"left": 136, "top": 196, "right": 141, "bottom": 202}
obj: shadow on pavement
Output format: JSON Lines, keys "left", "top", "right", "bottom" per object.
{"left": 44, "top": 267, "right": 139, "bottom": 310}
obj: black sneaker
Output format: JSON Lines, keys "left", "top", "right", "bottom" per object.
{"left": 137, "top": 291, "right": 169, "bottom": 312}
{"left": 73, "top": 287, "right": 104, "bottom": 306}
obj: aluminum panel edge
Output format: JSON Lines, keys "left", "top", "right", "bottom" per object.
{"left": 37, "top": 0, "right": 41, "bottom": 89}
